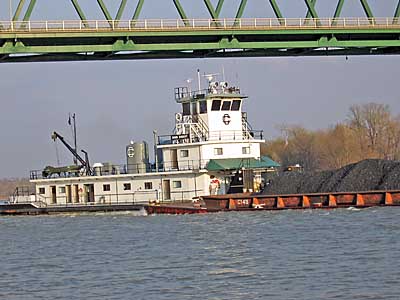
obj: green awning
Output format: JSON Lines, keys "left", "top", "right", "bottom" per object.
{"left": 206, "top": 156, "right": 280, "bottom": 171}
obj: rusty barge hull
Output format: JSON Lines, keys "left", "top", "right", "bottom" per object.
{"left": 201, "top": 190, "right": 400, "bottom": 212}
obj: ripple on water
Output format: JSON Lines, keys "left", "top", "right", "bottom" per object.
{"left": 0, "top": 207, "right": 400, "bottom": 299}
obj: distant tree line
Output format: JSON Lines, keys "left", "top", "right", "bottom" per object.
{"left": 0, "top": 178, "right": 32, "bottom": 199}
{"left": 262, "top": 103, "right": 400, "bottom": 171}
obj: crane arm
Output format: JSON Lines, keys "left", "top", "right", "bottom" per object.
{"left": 51, "top": 131, "right": 87, "bottom": 167}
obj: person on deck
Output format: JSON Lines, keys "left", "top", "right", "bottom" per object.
{"left": 209, "top": 175, "right": 220, "bottom": 195}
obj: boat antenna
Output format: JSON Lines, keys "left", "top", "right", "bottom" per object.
{"left": 222, "top": 66, "right": 226, "bottom": 81}
{"left": 68, "top": 113, "right": 78, "bottom": 165}
{"left": 197, "top": 69, "right": 201, "bottom": 91}
{"left": 153, "top": 130, "right": 159, "bottom": 172}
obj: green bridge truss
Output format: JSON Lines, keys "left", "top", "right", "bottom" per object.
{"left": 0, "top": 0, "right": 400, "bottom": 63}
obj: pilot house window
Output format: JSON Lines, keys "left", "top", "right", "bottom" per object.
{"left": 191, "top": 102, "right": 198, "bottom": 115}
{"left": 199, "top": 101, "right": 207, "bottom": 114}
{"left": 231, "top": 100, "right": 241, "bottom": 111}
{"left": 103, "top": 184, "right": 111, "bottom": 192}
{"left": 211, "top": 100, "right": 222, "bottom": 111}
{"left": 211, "top": 99, "right": 240, "bottom": 111}
{"left": 221, "top": 101, "right": 231, "bottom": 111}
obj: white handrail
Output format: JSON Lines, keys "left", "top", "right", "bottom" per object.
{"left": 0, "top": 17, "right": 399, "bottom": 33}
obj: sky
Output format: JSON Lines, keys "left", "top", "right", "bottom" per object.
{"left": 0, "top": 1, "right": 399, "bottom": 178}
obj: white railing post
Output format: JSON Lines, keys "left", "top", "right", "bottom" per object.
{"left": 96, "top": 20, "right": 99, "bottom": 31}
{"left": 145, "top": 19, "right": 147, "bottom": 29}
{"left": 224, "top": 18, "right": 226, "bottom": 29}
{"left": 239, "top": 18, "right": 242, "bottom": 28}
{"left": 80, "top": 20, "right": 82, "bottom": 30}
{"left": 45, "top": 21, "right": 48, "bottom": 31}
{"left": 28, "top": 21, "right": 31, "bottom": 31}
{"left": 10, "top": 21, "right": 13, "bottom": 31}
{"left": 208, "top": 18, "right": 211, "bottom": 29}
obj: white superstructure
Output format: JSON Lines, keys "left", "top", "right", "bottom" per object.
{"left": 24, "top": 76, "right": 278, "bottom": 207}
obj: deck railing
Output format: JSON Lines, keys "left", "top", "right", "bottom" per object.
{"left": 158, "top": 129, "right": 264, "bottom": 145}
{"left": 174, "top": 87, "right": 242, "bottom": 102}
{"left": 0, "top": 17, "right": 399, "bottom": 33}
{"left": 23, "top": 189, "right": 202, "bottom": 206}
{"left": 29, "top": 159, "right": 211, "bottom": 180}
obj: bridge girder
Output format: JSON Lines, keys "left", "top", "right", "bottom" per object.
{"left": 1, "top": 22, "right": 400, "bottom": 63}
{"left": 0, "top": 1, "right": 400, "bottom": 63}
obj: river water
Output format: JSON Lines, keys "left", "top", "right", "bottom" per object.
{"left": 0, "top": 207, "right": 399, "bottom": 300}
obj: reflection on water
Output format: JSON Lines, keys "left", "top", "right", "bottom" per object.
{"left": 1, "top": 208, "right": 400, "bottom": 300}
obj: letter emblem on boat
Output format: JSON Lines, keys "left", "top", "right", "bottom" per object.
{"left": 223, "top": 114, "right": 231, "bottom": 125}
{"left": 127, "top": 146, "right": 135, "bottom": 158}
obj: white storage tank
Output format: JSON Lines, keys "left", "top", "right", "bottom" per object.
{"left": 126, "top": 141, "right": 149, "bottom": 174}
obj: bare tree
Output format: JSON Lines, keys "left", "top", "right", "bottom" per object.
{"left": 348, "top": 103, "right": 392, "bottom": 157}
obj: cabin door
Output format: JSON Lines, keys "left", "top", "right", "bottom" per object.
{"left": 51, "top": 186, "right": 57, "bottom": 204}
{"left": 163, "top": 180, "right": 171, "bottom": 201}
{"left": 85, "top": 184, "right": 95, "bottom": 202}
{"left": 66, "top": 185, "right": 72, "bottom": 203}
{"left": 171, "top": 149, "right": 178, "bottom": 169}
{"left": 73, "top": 184, "right": 79, "bottom": 203}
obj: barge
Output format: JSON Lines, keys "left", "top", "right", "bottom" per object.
{"left": 201, "top": 190, "right": 400, "bottom": 211}
{"left": 3, "top": 189, "right": 400, "bottom": 215}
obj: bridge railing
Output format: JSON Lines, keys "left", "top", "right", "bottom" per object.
{"left": 0, "top": 17, "right": 399, "bottom": 32}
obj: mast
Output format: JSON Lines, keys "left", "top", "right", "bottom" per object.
{"left": 69, "top": 113, "right": 78, "bottom": 165}
{"left": 73, "top": 113, "right": 77, "bottom": 165}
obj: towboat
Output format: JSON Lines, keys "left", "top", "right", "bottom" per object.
{"left": 11, "top": 73, "right": 280, "bottom": 211}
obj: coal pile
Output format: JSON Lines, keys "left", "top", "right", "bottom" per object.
{"left": 262, "top": 159, "right": 400, "bottom": 195}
